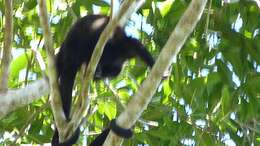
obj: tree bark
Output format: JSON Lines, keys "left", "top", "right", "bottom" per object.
{"left": 0, "top": 0, "right": 13, "bottom": 92}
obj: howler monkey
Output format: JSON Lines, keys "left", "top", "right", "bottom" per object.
{"left": 52, "top": 14, "right": 154, "bottom": 146}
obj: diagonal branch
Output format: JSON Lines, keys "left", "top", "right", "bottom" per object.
{"left": 0, "top": 0, "right": 13, "bottom": 92}
{"left": 103, "top": 0, "right": 208, "bottom": 145}
{"left": 37, "top": 0, "right": 67, "bottom": 142}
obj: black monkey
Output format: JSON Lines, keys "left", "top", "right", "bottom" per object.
{"left": 52, "top": 15, "right": 154, "bottom": 146}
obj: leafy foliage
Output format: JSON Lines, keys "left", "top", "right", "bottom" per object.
{"left": 0, "top": 0, "right": 260, "bottom": 145}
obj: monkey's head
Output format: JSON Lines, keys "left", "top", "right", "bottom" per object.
{"left": 94, "top": 41, "right": 129, "bottom": 79}
{"left": 93, "top": 27, "right": 154, "bottom": 79}
{"left": 94, "top": 36, "right": 154, "bottom": 80}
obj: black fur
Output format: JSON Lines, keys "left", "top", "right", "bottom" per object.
{"left": 51, "top": 127, "right": 80, "bottom": 146}
{"left": 52, "top": 14, "right": 154, "bottom": 146}
{"left": 89, "top": 129, "right": 110, "bottom": 146}
{"left": 90, "top": 119, "right": 133, "bottom": 146}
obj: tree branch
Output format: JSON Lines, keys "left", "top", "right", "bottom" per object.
{"left": 103, "top": 0, "right": 208, "bottom": 145}
{"left": 0, "top": 0, "right": 13, "bottom": 92}
{"left": 37, "top": 0, "right": 67, "bottom": 142}
{"left": 0, "top": 77, "right": 49, "bottom": 119}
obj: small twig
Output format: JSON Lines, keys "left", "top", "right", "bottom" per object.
{"left": 104, "top": 81, "right": 126, "bottom": 109}
{"left": 24, "top": 49, "right": 35, "bottom": 85}
{"left": 31, "top": 36, "right": 46, "bottom": 72}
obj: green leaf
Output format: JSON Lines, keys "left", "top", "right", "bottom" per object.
{"left": 221, "top": 85, "right": 232, "bottom": 115}
{"left": 162, "top": 78, "right": 171, "bottom": 98}
{"left": 23, "top": 0, "right": 37, "bottom": 12}
{"left": 98, "top": 100, "right": 116, "bottom": 120}
{"left": 10, "top": 53, "right": 30, "bottom": 79}
{"left": 216, "top": 60, "right": 235, "bottom": 87}
{"left": 244, "top": 75, "right": 260, "bottom": 98}
{"left": 206, "top": 72, "right": 221, "bottom": 95}
{"left": 104, "top": 101, "right": 116, "bottom": 120}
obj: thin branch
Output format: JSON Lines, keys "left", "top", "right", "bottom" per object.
{"left": 110, "top": 0, "right": 115, "bottom": 18}
{"left": 103, "top": 0, "right": 208, "bottom": 145}
{"left": 25, "top": 36, "right": 45, "bottom": 85}
{"left": 24, "top": 49, "right": 35, "bottom": 85}
{"left": 31, "top": 36, "right": 46, "bottom": 72}
{"left": 0, "top": 0, "right": 13, "bottom": 92}
{"left": 37, "top": 0, "right": 67, "bottom": 142}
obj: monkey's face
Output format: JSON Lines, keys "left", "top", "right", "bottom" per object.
{"left": 94, "top": 63, "right": 122, "bottom": 79}
{"left": 94, "top": 44, "right": 128, "bottom": 80}
{"left": 94, "top": 56, "right": 125, "bottom": 79}
{"left": 92, "top": 36, "right": 148, "bottom": 80}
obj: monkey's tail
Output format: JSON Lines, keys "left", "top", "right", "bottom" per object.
{"left": 52, "top": 53, "right": 79, "bottom": 145}
{"left": 89, "top": 129, "right": 110, "bottom": 146}
{"left": 58, "top": 67, "right": 77, "bottom": 119}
